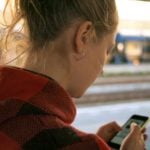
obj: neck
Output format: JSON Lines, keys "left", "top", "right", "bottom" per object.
{"left": 23, "top": 45, "right": 71, "bottom": 90}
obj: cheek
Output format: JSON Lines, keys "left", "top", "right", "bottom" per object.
{"left": 95, "top": 49, "right": 107, "bottom": 75}
{"left": 97, "top": 49, "right": 106, "bottom": 67}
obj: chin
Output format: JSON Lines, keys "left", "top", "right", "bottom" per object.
{"left": 70, "top": 88, "right": 87, "bottom": 99}
{"left": 73, "top": 94, "right": 82, "bottom": 99}
{"left": 70, "top": 92, "right": 82, "bottom": 99}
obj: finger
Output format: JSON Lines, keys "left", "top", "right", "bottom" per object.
{"left": 130, "top": 123, "right": 141, "bottom": 138}
{"left": 143, "top": 134, "right": 148, "bottom": 141}
{"left": 112, "top": 121, "right": 122, "bottom": 131}
{"left": 108, "top": 122, "right": 122, "bottom": 136}
{"left": 138, "top": 133, "right": 146, "bottom": 149}
{"left": 141, "top": 128, "right": 148, "bottom": 141}
{"left": 131, "top": 123, "right": 139, "bottom": 131}
{"left": 141, "top": 127, "right": 146, "bottom": 133}
{"left": 98, "top": 121, "right": 122, "bottom": 134}
{"left": 140, "top": 134, "right": 146, "bottom": 148}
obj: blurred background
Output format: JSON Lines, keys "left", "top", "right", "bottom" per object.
{"left": 0, "top": 0, "right": 150, "bottom": 149}
{"left": 74, "top": 0, "right": 150, "bottom": 149}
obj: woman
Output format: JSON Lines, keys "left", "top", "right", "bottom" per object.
{"left": 0, "top": 0, "right": 146, "bottom": 150}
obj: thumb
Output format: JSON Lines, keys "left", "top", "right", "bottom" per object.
{"left": 131, "top": 122, "right": 138, "bottom": 130}
{"left": 130, "top": 123, "right": 140, "bottom": 137}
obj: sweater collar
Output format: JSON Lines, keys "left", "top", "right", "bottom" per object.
{"left": 0, "top": 66, "right": 76, "bottom": 124}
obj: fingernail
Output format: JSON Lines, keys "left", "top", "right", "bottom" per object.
{"left": 131, "top": 122, "right": 137, "bottom": 128}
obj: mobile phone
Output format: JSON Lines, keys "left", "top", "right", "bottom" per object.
{"left": 108, "top": 114, "right": 149, "bottom": 150}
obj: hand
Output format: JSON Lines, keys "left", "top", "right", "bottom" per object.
{"left": 120, "top": 123, "right": 145, "bottom": 150}
{"left": 96, "top": 121, "right": 122, "bottom": 142}
{"left": 141, "top": 128, "right": 148, "bottom": 141}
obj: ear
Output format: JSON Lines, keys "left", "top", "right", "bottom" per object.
{"left": 73, "top": 21, "right": 93, "bottom": 59}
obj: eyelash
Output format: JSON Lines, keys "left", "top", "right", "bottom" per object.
{"left": 107, "top": 46, "right": 114, "bottom": 55}
{"left": 107, "top": 48, "right": 112, "bottom": 55}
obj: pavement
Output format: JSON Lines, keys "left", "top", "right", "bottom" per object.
{"left": 76, "top": 79, "right": 150, "bottom": 104}
{"left": 73, "top": 100, "right": 150, "bottom": 149}
{"left": 103, "top": 63, "right": 150, "bottom": 75}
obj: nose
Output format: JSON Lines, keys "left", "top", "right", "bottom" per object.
{"left": 98, "top": 69, "right": 104, "bottom": 76}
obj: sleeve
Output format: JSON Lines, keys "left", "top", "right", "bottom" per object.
{"left": 61, "top": 130, "right": 111, "bottom": 150}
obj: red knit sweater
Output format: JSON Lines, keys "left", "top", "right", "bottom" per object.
{"left": 0, "top": 66, "right": 111, "bottom": 150}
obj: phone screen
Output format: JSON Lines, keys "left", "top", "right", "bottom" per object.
{"left": 109, "top": 115, "right": 149, "bottom": 149}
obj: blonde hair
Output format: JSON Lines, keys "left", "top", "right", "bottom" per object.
{"left": 1, "top": 0, "right": 118, "bottom": 64}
